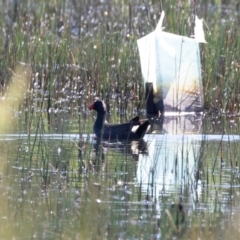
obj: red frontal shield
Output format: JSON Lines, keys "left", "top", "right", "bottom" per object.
{"left": 88, "top": 102, "right": 94, "bottom": 110}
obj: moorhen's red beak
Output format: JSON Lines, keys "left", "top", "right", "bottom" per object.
{"left": 88, "top": 103, "right": 94, "bottom": 110}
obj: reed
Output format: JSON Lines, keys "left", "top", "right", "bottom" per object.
{"left": 0, "top": 0, "right": 240, "bottom": 239}
{"left": 0, "top": 0, "right": 238, "bottom": 136}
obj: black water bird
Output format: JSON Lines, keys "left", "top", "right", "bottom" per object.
{"left": 88, "top": 99, "right": 150, "bottom": 140}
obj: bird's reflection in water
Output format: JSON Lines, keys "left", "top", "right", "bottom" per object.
{"left": 92, "top": 138, "right": 148, "bottom": 166}
{"left": 159, "top": 203, "right": 186, "bottom": 238}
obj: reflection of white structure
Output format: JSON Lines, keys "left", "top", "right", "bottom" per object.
{"left": 138, "top": 132, "right": 240, "bottom": 216}
{"left": 138, "top": 134, "right": 200, "bottom": 199}
{"left": 137, "top": 11, "right": 206, "bottom": 112}
{"left": 161, "top": 113, "right": 203, "bottom": 134}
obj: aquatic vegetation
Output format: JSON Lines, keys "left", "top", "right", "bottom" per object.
{"left": 0, "top": 0, "right": 239, "bottom": 239}
{"left": 0, "top": 0, "right": 238, "bottom": 135}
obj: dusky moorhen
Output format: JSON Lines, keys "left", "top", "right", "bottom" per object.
{"left": 88, "top": 99, "right": 150, "bottom": 140}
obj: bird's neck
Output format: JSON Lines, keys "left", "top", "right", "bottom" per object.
{"left": 94, "top": 111, "right": 105, "bottom": 131}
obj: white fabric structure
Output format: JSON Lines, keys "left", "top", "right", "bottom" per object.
{"left": 137, "top": 11, "right": 206, "bottom": 112}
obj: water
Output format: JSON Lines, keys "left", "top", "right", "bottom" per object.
{"left": 0, "top": 123, "right": 240, "bottom": 239}
{"left": 0, "top": 0, "right": 239, "bottom": 238}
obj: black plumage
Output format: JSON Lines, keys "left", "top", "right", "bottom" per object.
{"left": 88, "top": 99, "right": 150, "bottom": 140}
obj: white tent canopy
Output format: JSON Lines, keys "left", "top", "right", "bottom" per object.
{"left": 137, "top": 12, "right": 206, "bottom": 112}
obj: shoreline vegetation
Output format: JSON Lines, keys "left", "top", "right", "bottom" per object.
{"left": 0, "top": 1, "right": 239, "bottom": 239}
{"left": 0, "top": 1, "right": 239, "bottom": 126}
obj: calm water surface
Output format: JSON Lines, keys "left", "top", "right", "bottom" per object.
{"left": 0, "top": 114, "right": 240, "bottom": 239}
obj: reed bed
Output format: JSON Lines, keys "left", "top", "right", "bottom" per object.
{"left": 0, "top": 0, "right": 239, "bottom": 239}
{"left": 0, "top": 0, "right": 239, "bottom": 134}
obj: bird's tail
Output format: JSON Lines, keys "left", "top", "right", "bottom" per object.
{"left": 135, "top": 120, "right": 150, "bottom": 139}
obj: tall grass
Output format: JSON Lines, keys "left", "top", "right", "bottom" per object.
{"left": 0, "top": 0, "right": 240, "bottom": 239}
{"left": 0, "top": 1, "right": 239, "bottom": 135}
{"left": 0, "top": 0, "right": 239, "bottom": 136}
